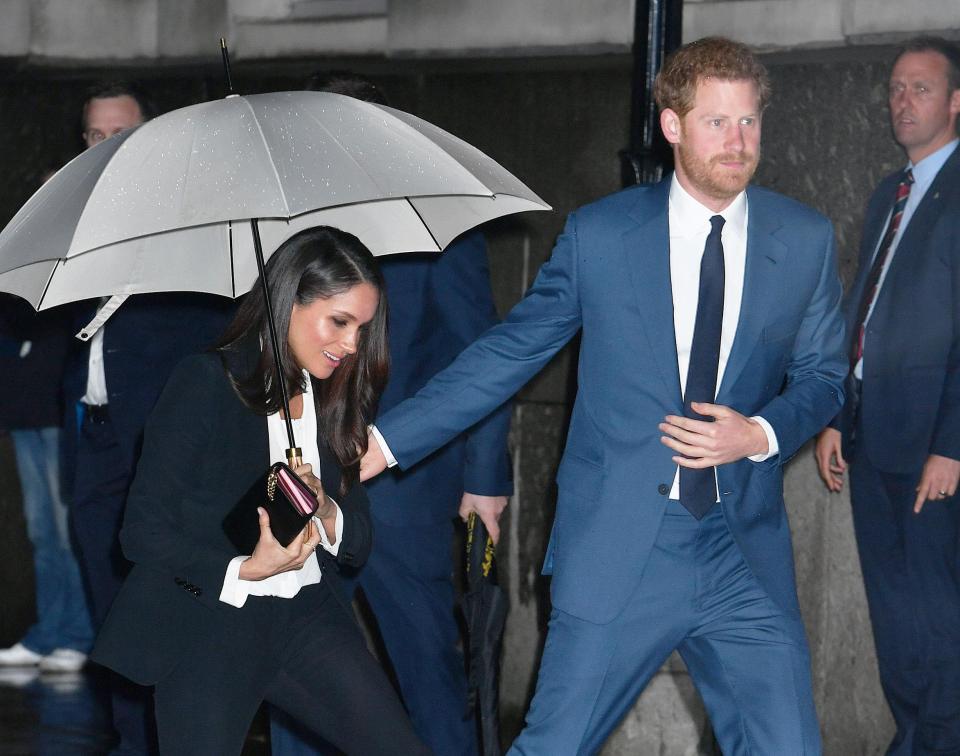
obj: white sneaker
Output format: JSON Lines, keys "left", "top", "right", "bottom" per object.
{"left": 0, "top": 642, "right": 44, "bottom": 666}
{"left": 38, "top": 648, "right": 87, "bottom": 673}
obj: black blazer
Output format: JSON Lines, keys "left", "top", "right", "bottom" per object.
{"left": 835, "top": 146, "right": 960, "bottom": 472}
{"left": 91, "top": 346, "right": 372, "bottom": 685}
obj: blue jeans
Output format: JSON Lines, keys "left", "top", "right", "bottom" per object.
{"left": 12, "top": 427, "right": 94, "bottom": 655}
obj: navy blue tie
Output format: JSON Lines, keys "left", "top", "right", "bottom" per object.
{"left": 680, "top": 215, "right": 725, "bottom": 519}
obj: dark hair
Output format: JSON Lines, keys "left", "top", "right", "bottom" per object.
{"left": 81, "top": 80, "right": 156, "bottom": 132}
{"left": 305, "top": 70, "right": 390, "bottom": 106}
{"left": 894, "top": 36, "right": 960, "bottom": 92}
{"left": 217, "top": 226, "right": 389, "bottom": 491}
{"left": 654, "top": 37, "right": 771, "bottom": 118}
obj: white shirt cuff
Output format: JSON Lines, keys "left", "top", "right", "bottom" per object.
{"left": 315, "top": 498, "right": 343, "bottom": 556}
{"left": 219, "top": 556, "right": 252, "bottom": 608}
{"left": 369, "top": 424, "right": 398, "bottom": 468}
{"left": 748, "top": 416, "right": 779, "bottom": 462}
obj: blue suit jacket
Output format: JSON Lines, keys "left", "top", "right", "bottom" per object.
{"left": 835, "top": 147, "right": 960, "bottom": 472}
{"left": 379, "top": 178, "right": 846, "bottom": 623}
{"left": 368, "top": 231, "right": 513, "bottom": 527}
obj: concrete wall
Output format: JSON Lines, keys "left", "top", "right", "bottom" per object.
{"left": 1, "top": 1, "right": 958, "bottom": 62}
{"left": 685, "top": 0, "right": 960, "bottom": 48}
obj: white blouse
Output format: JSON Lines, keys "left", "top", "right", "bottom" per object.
{"left": 219, "top": 372, "right": 343, "bottom": 608}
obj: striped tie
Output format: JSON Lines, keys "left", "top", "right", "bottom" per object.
{"left": 851, "top": 169, "right": 913, "bottom": 369}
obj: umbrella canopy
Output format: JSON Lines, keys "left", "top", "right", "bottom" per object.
{"left": 0, "top": 91, "right": 549, "bottom": 309}
{"left": 463, "top": 512, "right": 509, "bottom": 756}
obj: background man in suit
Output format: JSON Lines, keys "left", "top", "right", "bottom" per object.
{"left": 362, "top": 37, "right": 846, "bottom": 754}
{"left": 815, "top": 37, "right": 960, "bottom": 755}
{"left": 62, "top": 81, "right": 232, "bottom": 755}
{"left": 271, "top": 72, "right": 512, "bottom": 756}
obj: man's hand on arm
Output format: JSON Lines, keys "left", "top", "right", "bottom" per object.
{"left": 913, "top": 454, "right": 960, "bottom": 513}
{"left": 814, "top": 427, "right": 847, "bottom": 493}
{"left": 459, "top": 493, "right": 509, "bottom": 545}
{"left": 660, "top": 402, "right": 769, "bottom": 467}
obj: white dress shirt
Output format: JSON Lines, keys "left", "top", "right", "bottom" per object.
{"left": 219, "top": 372, "right": 343, "bottom": 608}
{"left": 667, "top": 177, "right": 777, "bottom": 499}
{"left": 854, "top": 138, "right": 959, "bottom": 379}
{"left": 81, "top": 321, "right": 109, "bottom": 406}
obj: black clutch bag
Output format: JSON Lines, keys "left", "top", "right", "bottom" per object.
{"left": 223, "top": 462, "right": 319, "bottom": 554}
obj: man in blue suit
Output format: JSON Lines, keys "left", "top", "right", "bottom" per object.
{"left": 270, "top": 73, "right": 512, "bottom": 756}
{"left": 815, "top": 37, "right": 960, "bottom": 755}
{"left": 363, "top": 37, "right": 846, "bottom": 754}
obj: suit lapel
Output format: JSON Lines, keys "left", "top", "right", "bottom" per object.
{"left": 888, "top": 147, "right": 959, "bottom": 270}
{"left": 717, "top": 188, "right": 788, "bottom": 398}
{"left": 622, "top": 181, "right": 683, "bottom": 408}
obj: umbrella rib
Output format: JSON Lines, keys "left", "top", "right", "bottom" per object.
{"left": 243, "top": 99, "right": 292, "bottom": 217}
{"left": 376, "top": 105, "right": 493, "bottom": 195}
{"left": 228, "top": 220, "right": 236, "bottom": 298}
{"left": 405, "top": 198, "right": 442, "bottom": 252}
{"left": 35, "top": 260, "right": 59, "bottom": 311}
{"left": 299, "top": 107, "right": 390, "bottom": 196}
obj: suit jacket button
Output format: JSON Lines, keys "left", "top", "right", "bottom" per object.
{"left": 657, "top": 484, "right": 669, "bottom": 495}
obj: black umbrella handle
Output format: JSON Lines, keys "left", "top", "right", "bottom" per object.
{"left": 220, "top": 38, "right": 235, "bottom": 96}
{"left": 250, "top": 218, "right": 299, "bottom": 461}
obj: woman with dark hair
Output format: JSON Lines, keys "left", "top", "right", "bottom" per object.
{"left": 92, "top": 227, "right": 429, "bottom": 755}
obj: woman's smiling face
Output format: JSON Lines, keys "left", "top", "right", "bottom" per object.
{"left": 287, "top": 282, "right": 379, "bottom": 380}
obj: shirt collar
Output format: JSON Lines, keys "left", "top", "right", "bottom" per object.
{"left": 669, "top": 174, "right": 748, "bottom": 239}
{"left": 908, "top": 138, "right": 958, "bottom": 195}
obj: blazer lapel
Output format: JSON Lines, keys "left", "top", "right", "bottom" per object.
{"left": 717, "top": 189, "right": 787, "bottom": 398}
{"left": 622, "top": 181, "right": 683, "bottom": 408}
{"left": 887, "top": 147, "right": 959, "bottom": 271}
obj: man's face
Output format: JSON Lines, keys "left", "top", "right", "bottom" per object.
{"left": 888, "top": 50, "right": 960, "bottom": 163}
{"left": 83, "top": 95, "right": 144, "bottom": 149}
{"left": 661, "top": 78, "right": 762, "bottom": 211}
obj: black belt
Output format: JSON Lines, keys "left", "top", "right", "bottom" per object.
{"left": 83, "top": 403, "right": 110, "bottom": 424}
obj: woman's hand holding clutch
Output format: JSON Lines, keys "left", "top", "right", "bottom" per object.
{"left": 238, "top": 510, "right": 321, "bottom": 581}
{"left": 294, "top": 463, "right": 339, "bottom": 544}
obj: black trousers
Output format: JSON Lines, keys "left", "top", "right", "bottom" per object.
{"left": 153, "top": 580, "right": 429, "bottom": 756}
{"left": 850, "top": 449, "right": 960, "bottom": 754}
{"left": 72, "top": 411, "right": 157, "bottom": 755}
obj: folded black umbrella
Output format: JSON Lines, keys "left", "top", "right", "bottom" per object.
{"left": 463, "top": 512, "right": 510, "bottom": 756}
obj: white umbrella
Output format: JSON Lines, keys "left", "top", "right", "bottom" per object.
{"left": 0, "top": 91, "right": 549, "bottom": 309}
{"left": 0, "top": 90, "right": 549, "bottom": 452}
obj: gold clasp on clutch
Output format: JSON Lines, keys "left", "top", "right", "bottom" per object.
{"left": 266, "top": 470, "right": 278, "bottom": 501}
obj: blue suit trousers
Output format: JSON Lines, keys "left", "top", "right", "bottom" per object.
{"left": 510, "top": 500, "right": 821, "bottom": 755}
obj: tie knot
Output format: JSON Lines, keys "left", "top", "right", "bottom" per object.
{"left": 902, "top": 169, "right": 914, "bottom": 186}
{"left": 709, "top": 215, "right": 725, "bottom": 234}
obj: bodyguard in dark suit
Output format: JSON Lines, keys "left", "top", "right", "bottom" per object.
{"left": 815, "top": 37, "right": 960, "bottom": 755}
{"left": 363, "top": 38, "right": 846, "bottom": 754}
{"left": 361, "top": 236, "right": 512, "bottom": 751}
{"left": 63, "top": 82, "right": 232, "bottom": 755}
{"left": 271, "top": 74, "right": 512, "bottom": 756}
